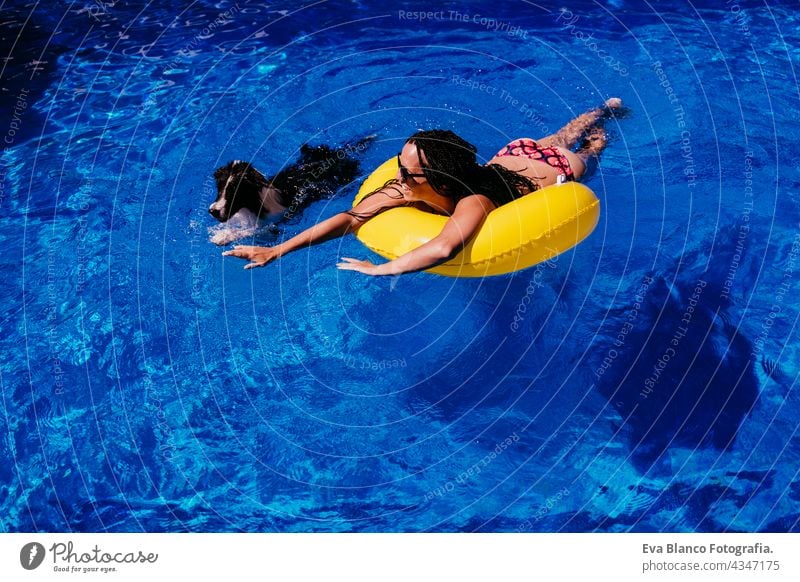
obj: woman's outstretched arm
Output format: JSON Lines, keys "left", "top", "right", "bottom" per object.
{"left": 222, "top": 187, "right": 405, "bottom": 269}
{"left": 337, "top": 194, "right": 495, "bottom": 276}
{"left": 223, "top": 212, "right": 354, "bottom": 269}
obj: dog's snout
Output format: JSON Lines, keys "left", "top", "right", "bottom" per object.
{"left": 209, "top": 203, "right": 225, "bottom": 221}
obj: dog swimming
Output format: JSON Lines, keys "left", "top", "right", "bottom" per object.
{"left": 209, "top": 135, "right": 375, "bottom": 245}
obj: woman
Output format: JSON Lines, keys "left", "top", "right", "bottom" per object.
{"left": 223, "top": 98, "right": 622, "bottom": 275}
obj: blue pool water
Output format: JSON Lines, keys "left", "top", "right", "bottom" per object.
{"left": 1, "top": 0, "right": 799, "bottom": 532}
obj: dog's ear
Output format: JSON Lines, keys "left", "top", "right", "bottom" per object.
{"left": 217, "top": 160, "right": 247, "bottom": 171}
{"left": 230, "top": 160, "right": 253, "bottom": 173}
{"left": 213, "top": 166, "right": 231, "bottom": 187}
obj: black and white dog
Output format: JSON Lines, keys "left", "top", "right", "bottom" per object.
{"left": 209, "top": 136, "right": 374, "bottom": 244}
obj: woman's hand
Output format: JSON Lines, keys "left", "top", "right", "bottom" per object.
{"left": 336, "top": 257, "right": 387, "bottom": 276}
{"left": 222, "top": 245, "right": 281, "bottom": 269}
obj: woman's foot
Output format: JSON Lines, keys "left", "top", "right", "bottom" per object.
{"left": 577, "top": 126, "right": 608, "bottom": 157}
{"left": 602, "top": 97, "right": 629, "bottom": 120}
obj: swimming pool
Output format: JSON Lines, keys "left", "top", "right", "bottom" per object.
{"left": 1, "top": 0, "right": 798, "bottom": 532}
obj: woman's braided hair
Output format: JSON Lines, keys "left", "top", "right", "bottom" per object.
{"left": 408, "top": 129, "right": 538, "bottom": 206}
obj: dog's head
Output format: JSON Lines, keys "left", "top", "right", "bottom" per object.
{"left": 210, "top": 160, "right": 269, "bottom": 222}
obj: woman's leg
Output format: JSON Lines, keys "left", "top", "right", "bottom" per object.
{"left": 537, "top": 97, "right": 622, "bottom": 149}
{"left": 575, "top": 125, "right": 608, "bottom": 158}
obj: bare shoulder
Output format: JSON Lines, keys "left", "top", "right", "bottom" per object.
{"left": 436, "top": 194, "right": 495, "bottom": 247}
{"left": 352, "top": 183, "right": 406, "bottom": 212}
{"left": 455, "top": 193, "right": 496, "bottom": 214}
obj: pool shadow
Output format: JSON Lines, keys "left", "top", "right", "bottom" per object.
{"left": 0, "top": 7, "right": 72, "bottom": 145}
{"left": 591, "top": 271, "right": 759, "bottom": 473}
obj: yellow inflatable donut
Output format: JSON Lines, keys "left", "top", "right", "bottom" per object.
{"left": 352, "top": 158, "right": 601, "bottom": 277}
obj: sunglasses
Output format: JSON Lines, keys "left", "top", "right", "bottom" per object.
{"left": 397, "top": 153, "right": 427, "bottom": 183}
